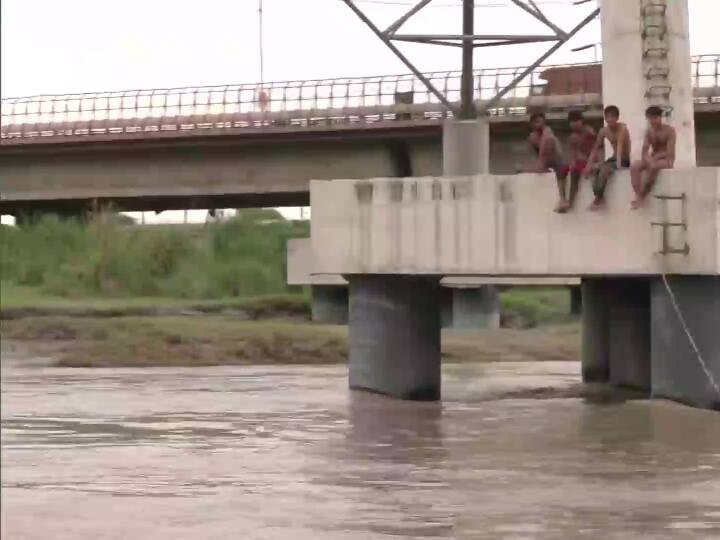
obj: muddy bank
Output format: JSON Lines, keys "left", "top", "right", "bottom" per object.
{"left": 0, "top": 295, "right": 310, "bottom": 322}
{"left": 1, "top": 316, "right": 580, "bottom": 368}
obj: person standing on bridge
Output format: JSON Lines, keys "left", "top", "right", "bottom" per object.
{"left": 583, "top": 105, "right": 631, "bottom": 210}
{"left": 556, "top": 110, "right": 596, "bottom": 212}
{"left": 629, "top": 106, "right": 676, "bottom": 209}
{"left": 526, "top": 112, "right": 566, "bottom": 213}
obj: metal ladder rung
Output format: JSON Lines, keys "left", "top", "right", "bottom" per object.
{"left": 654, "top": 194, "right": 685, "bottom": 201}
{"left": 646, "top": 88, "right": 672, "bottom": 99}
{"left": 641, "top": 2, "right": 667, "bottom": 15}
{"left": 652, "top": 192, "right": 689, "bottom": 256}
{"left": 646, "top": 84, "right": 672, "bottom": 91}
{"left": 642, "top": 28, "right": 667, "bottom": 39}
{"left": 646, "top": 68, "right": 670, "bottom": 79}
{"left": 651, "top": 222, "right": 687, "bottom": 228}
{"left": 644, "top": 48, "right": 669, "bottom": 58}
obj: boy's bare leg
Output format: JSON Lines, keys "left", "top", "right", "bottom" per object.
{"left": 555, "top": 170, "right": 569, "bottom": 213}
{"left": 640, "top": 158, "right": 672, "bottom": 200}
{"left": 568, "top": 170, "right": 581, "bottom": 209}
{"left": 630, "top": 160, "right": 647, "bottom": 209}
{"left": 590, "top": 164, "right": 611, "bottom": 211}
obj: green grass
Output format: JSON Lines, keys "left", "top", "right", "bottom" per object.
{"left": 1, "top": 210, "right": 309, "bottom": 302}
{"left": 2, "top": 282, "right": 573, "bottom": 329}
{"left": 500, "top": 287, "right": 574, "bottom": 327}
{"left": 1, "top": 281, "right": 308, "bottom": 312}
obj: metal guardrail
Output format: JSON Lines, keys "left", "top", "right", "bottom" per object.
{"left": 2, "top": 55, "right": 718, "bottom": 143}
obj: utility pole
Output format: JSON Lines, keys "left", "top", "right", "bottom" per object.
{"left": 258, "top": 0, "right": 264, "bottom": 84}
{"left": 460, "top": 0, "right": 475, "bottom": 120}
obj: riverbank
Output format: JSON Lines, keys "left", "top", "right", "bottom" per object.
{"left": 1, "top": 281, "right": 574, "bottom": 328}
{"left": 1, "top": 315, "right": 580, "bottom": 368}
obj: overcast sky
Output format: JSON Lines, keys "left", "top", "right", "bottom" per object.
{"left": 2, "top": 0, "right": 718, "bottom": 98}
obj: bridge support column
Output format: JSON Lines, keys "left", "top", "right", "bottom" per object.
{"left": 347, "top": 275, "right": 441, "bottom": 401}
{"left": 582, "top": 278, "right": 651, "bottom": 391}
{"left": 581, "top": 279, "right": 610, "bottom": 383}
{"left": 450, "top": 287, "right": 500, "bottom": 329}
{"left": 442, "top": 119, "right": 489, "bottom": 175}
{"left": 440, "top": 287, "right": 454, "bottom": 329}
{"left": 311, "top": 285, "right": 348, "bottom": 324}
{"left": 607, "top": 279, "right": 651, "bottom": 392}
{"left": 569, "top": 285, "right": 582, "bottom": 316}
{"left": 442, "top": 118, "right": 499, "bottom": 329}
{"left": 651, "top": 276, "right": 720, "bottom": 410}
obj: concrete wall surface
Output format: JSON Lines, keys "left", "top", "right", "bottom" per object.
{"left": 310, "top": 168, "right": 720, "bottom": 277}
{"left": 651, "top": 275, "right": 720, "bottom": 409}
{"left": 288, "top": 238, "right": 580, "bottom": 286}
{"left": 287, "top": 238, "right": 345, "bottom": 286}
{"left": 601, "top": 0, "right": 695, "bottom": 166}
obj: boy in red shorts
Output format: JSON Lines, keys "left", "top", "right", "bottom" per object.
{"left": 556, "top": 110, "right": 595, "bottom": 213}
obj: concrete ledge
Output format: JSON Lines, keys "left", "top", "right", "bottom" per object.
{"left": 311, "top": 168, "right": 720, "bottom": 277}
{"left": 287, "top": 238, "right": 580, "bottom": 287}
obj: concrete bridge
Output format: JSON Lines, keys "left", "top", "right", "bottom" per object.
{"left": 310, "top": 167, "right": 720, "bottom": 409}
{"left": 306, "top": 1, "right": 720, "bottom": 410}
{"left": 1, "top": 56, "right": 719, "bottom": 215}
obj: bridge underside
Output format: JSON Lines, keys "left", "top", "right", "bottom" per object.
{"left": 2, "top": 113, "right": 719, "bottom": 215}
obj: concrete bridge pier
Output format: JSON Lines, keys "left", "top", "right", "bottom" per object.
{"left": 651, "top": 276, "right": 720, "bottom": 409}
{"left": 581, "top": 278, "right": 651, "bottom": 392}
{"left": 347, "top": 275, "right": 441, "bottom": 401}
{"left": 569, "top": 286, "right": 582, "bottom": 316}
{"left": 447, "top": 287, "right": 501, "bottom": 329}
{"left": 311, "top": 285, "right": 348, "bottom": 324}
{"left": 583, "top": 276, "right": 720, "bottom": 408}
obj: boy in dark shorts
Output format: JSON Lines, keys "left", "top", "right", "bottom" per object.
{"left": 629, "top": 106, "right": 676, "bottom": 209}
{"left": 527, "top": 112, "right": 566, "bottom": 212}
{"left": 557, "top": 110, "right": 596, "bottom": 212}
{"left": 583, "top": 105, "right": 632, "bottom": 210}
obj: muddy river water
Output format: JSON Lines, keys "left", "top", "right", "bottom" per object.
{"left": 2, "top": 343, "right": 719, "bottom": 539}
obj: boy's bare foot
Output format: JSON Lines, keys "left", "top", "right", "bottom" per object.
{"left": 554, "top": 199, "right": 569, "bottom": 213}
{"left": 630, "top": 199, "right": 641, "bottom": 210}
{"left": 589, "top": 198, "right": 604, "bottom": 211}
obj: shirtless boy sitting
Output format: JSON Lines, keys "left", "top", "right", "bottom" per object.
{"left": 557, "top": 110, "right": 596, "bottom": 212}
{"left": 583, "top": 105, "right": 631, "bottom": 210}
{"left": 629, "top": 106, "right": 676, "bottom": 209}
{"left": 527, "top": 112, "right": 566, "bottom": 212}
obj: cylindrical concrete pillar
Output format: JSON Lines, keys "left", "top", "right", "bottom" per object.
{"left": 601, "top": 0, "right": 695, "bottom": 166}
{"left": 651, "top": 276, "right": 720, "bottom": 410}
{"left": 581, "top": 278, "right": 610, "bottom": 383}
{"left": 347, "top": 275, "right": 441, "bottom": 401}
{"left": 311, "top": 285, "right": 348, "bottom": 324}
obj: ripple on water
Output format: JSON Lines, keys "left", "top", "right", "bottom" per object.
{"left": 2, "top": 359, "right": 720, "bottom": 540}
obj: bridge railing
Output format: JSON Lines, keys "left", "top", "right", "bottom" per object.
{"left": 2, "top": 55, "right": 718, "bottom": 143}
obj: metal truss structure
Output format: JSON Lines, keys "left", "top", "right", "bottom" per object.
{"left": 342, "top": 0, "right": 600, "bottom": 119}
